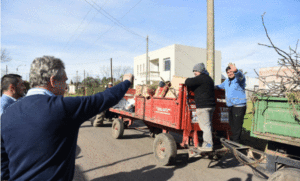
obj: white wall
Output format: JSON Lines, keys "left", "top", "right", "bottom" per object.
{"left": 134, "top": 45, "right": 175, "bottom": 87}
{"left": 245, "top": 76, "right": 259, "bottom": 90}
{"left": 134, "top": 44, "right": 222, "bottom": 87}
{"left": 174, "top": 44, "right": 222, "bottom": 85}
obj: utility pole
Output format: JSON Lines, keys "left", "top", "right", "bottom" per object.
{"left": 84, "top": 70, "right": 86, "bottom": 96}
{"left": 146, "top": 35, "right": 149, "bottom": 85}
{"left": 207, "top": 0, "right": 215, "bottom": 82}
{"left": 76, "top": 70, "right": 78, "bottom": 83}
{"left": 6, "top": 65, "right": 8, "bottom": 75}
{"left": 84, "top": 70, "right": 85, "bottom": 83}
{"left": 110, "top": 58, "right": 113, "bottom": 85}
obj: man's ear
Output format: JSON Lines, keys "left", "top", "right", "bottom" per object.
{"left": 9, "top": 84, "right": 16, "bottom": 94}
{"left": 50, "top": 76, "right": 56, "bottom": 88}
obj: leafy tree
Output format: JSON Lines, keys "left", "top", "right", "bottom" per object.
{"left": 82, "top": 77, "right": 100, "bottom": 88}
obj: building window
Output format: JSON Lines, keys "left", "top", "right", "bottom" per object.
{"left": 140, "top": 65, "right": 142, "bottom": 74}
{"left": 164, "top": 58, "right": 170, "bottom": 71}
{"left": 137, "top": 65, "right": 139, "bottom": 76}
{"left": 143, "top": 63, "right": 145, "bottom": 72}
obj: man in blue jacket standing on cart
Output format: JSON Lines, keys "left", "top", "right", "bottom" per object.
{"left": 215, "top": 63, "right": 247, "bottom": 143}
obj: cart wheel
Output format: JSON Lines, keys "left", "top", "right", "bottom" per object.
{"left": 153, "top": 133, "right": 177, "bottom": 166}
{"left": 268, "top": 168, "right": 300, "bottom": 181}
{"left": 90, "top": 116, "right": 95, "bottom": 126}
{"left": 92, "top": 113, "right": 105, "bottom": 127}
{"left": 90, "top": 116, "right": 102, "bottom": 127}
{"left": 112, "top": 118, "right": 124, "bottom": 139}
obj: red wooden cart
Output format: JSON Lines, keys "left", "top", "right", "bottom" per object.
{"left": 108, "top": 84, "right": 231, "bottom": 165}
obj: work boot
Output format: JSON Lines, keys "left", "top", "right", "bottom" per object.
{"left": 197, "top": 142, "right": 213, "bottom": 152}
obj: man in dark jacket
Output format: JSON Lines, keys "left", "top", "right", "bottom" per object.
{"left": 1, "top": 56, "right": 133, "bottom": 181}
{"left": 185, "top": 63, "right": 216, "bottom": 152}
{"left": 1, "top": 74, "right": 25, "bottom": 181}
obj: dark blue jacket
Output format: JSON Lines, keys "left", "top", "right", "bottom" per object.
{"left": 1, "top": 80, "right": 131, "bottom": 181}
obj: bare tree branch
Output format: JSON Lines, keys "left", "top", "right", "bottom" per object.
{"left": 252, "top": 13, "right": 300, "bottom": 98}
{"left": 1, "top": 49, "right": 12, "bottom": 63}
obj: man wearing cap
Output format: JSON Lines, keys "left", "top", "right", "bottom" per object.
{"left": 185, "top": 63, "right": 216, "bottom": 152}
{"left": 215, "top": 63, "right": 247, "bottom": 143}
{"left": 107, "top": 82, "right": 113, "bottom": 89}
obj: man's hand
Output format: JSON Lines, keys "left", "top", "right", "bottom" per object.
{"left": 228, "top": 63, "right": 237, "bottom": 73}
{"left": 123, "top": 73, "right": 134, "bottom": 84}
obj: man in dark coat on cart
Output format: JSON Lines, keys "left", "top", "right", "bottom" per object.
{"left": 185, "top": 63, "right": 216, "bottom": 152}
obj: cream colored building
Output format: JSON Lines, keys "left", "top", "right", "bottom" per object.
{"left": 259, "top": 66, "right": 300, "bottom": 90}
{"left": 134, "top": 44, "right": 222, "bottom": 88}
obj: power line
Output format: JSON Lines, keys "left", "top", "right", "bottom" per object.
{"left": 61, "top": 0, "right": 112, "bottom": 53}
{"left": 84, "top": 0, "right": 145, "bottom": 39}
{"left": 65, "top": 59, "right": 110, "bottom": 65}
{"left": 88, "top": 0, "right": 144, "bottom": 45}
{"left": 73, "top": 0, "right": 144, "bottom": 60}
{"left": 61, "top": 7, "right": 94, "bottom": 52}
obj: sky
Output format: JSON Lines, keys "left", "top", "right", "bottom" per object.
{"left": 1, "top": 0, "right": 299, "bottom": 83}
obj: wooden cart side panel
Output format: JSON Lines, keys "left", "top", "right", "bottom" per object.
{"left": 182, "top": 88, "right": 231, "bottom": 132}
{"left": 151, "top": 98, "right": 178, "bottom": 128}
{"left": 180, "top": 85, "right": 188, "bottom": 130}
{"left": 135, "top": 96, "right": 146, "bottom": 118}
{"left": 251, "top": 97, "right": 300, "bottom": 144}
{"left": 177, "top": 85, "right": 184, "bottom": 130}
{"left": 212, "top": 90, "right": 231, "bottom": 131}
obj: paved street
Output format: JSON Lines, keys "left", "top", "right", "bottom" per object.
{"left": 73, "top": 120, "right": 268, "bottom": 181}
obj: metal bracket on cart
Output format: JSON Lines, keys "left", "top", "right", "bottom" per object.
{"left": 221, "top": 138, "right": 300, "bottom": 179}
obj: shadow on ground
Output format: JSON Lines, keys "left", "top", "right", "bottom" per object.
{"left": 227, "top": 174, "right": 254, "bottom": 181}
{"left": 120, "top": 132, "right": 149, "bottom": 139}
{"left": 73, "top": 164, "right": 89, "bottom": 181}
{"left": 76, "top": 145, "right": 82, "bottom": 159}
{"left": 74, "top": 146, "right": 264, "bottom": 181}
{"left": 240, "top": 128, "right": 268, "bottom": 151}
{"left": 90, "top": 165, "right": 174, "bottom": 181}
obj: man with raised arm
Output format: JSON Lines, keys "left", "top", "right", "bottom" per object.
{"left": 215, "top": 63, "right": 247, "bottom": 143}
{"left": 1, "top": 56, "right": 133, "bottom": 181}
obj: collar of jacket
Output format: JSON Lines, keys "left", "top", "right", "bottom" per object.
{"left": 1, "top": 94, "right": 17, "bottom": 101}
{"left": 26, "top": 88, "right": 55, "bottom": 97}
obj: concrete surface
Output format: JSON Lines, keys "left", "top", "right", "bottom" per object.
{"left": 73, "top": 120, "right": 268, "bottom": 181}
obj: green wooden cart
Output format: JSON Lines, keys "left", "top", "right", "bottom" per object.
{"left": 221, "top": 96, "right": 300, "bottom": 181}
